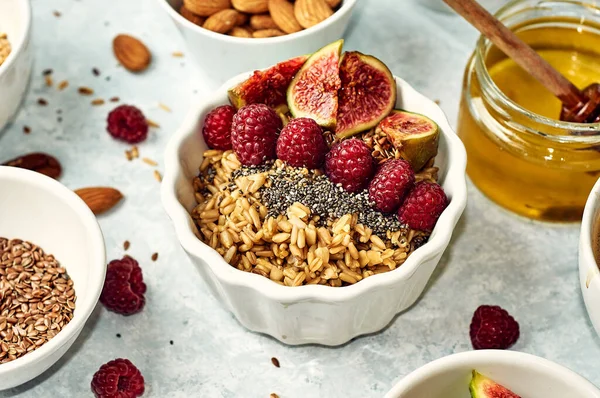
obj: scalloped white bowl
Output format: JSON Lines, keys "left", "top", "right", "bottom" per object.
{"left": 385, "top": 350, "right": 600, "bottom": 398}
{"left": 579, "top": 177, "right": 600, "bottom": 339}
{"left": 161, "top": 73, "right": 467, "bottom": 346}
{"left": 0, "top": 167, "right": 106, "bottom": 390}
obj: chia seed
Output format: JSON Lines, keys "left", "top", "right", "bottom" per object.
{"left": 233, "top": 163, "right": 407, "bottom": 236}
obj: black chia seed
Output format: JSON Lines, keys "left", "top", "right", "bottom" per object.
{"left": 232, "top": 164, "right": 407, "bottom": 236}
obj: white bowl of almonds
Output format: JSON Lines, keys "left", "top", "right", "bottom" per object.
{"left": 0, "top": 167, "right": 106, "bottom": 390}
{"left": 0, "top": 0, "right": 33, "bottom": 133}
{"left": 158, "top": 0, "right": 357, "bottom": 87}
{"left": 162, "top": 41, "right": 467, "bottom": 346}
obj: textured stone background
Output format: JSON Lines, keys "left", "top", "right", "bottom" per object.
{"left": 0, "top": 0, "right": 598, "bottom": 396}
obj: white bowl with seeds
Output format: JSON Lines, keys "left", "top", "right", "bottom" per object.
{"left": 0, "top": 0, "right": 33, "bottom": 134}
{"left": 162, "top": 73, "right": 467, "bottom": 346}
{"left": 0, "top": 167, "right": 106, "bottom": 390}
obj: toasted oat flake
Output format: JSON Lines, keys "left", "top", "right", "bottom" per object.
{"left": 270, "top": 394, "right": 280, "bottom": 398}
{"left": 146, "top": 119, "right": 160, "bottom": 128}
{"left": 172, "top": 51, "right": 184, "bottom": 57}
{"left": 78, "top": 86, "right": 94, "bottom": 95}
{"left": 142, "top": 157, "right": 158, "bottom": 166}
{"left": 37, "top": 98, "right": 48, "bottom": 106}
{"left": 53, "top": 10, "right": 61, "bottom": 17}
{"left": 57, "top": 80, "right": 69, "bottom": 91}
{"left": 0, "top": 237, "right": 76, "bottom": 364}
{"left": 45, "top": 75, "right": 53, "bottom": 87}
{"left": 124, "top": 240, "right": 130, "bottom": 251}
{"left": 159, "top": 103, "right": 172, "bottom": 112}
{"left": 23, "top": 126, "right": 31, "bottom": 134}
{"left": 153, "top": 170, "right": 162, "bottom": 182}
{"left": 91, "top": 98, "right": 105, "bottom": 106}
{"left": 109, "top": 96, "right": 120, "bottom": 102}
{"left": 131, "top": 146, "right": 139, "bottom": 159}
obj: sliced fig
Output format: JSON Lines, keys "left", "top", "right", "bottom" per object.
{"left": 228, "top": 54, "right": 309, "bottom": 110}
{"left": 287, "top": 40, "right": 343, "bottom": 129}
{"left": 335, "top": 51, "right": 396, "bottom": 139}
{"left": 376, "top": 110, "right": 439, "bottom": 172}
{"left": 469, "top": 371, "right": 521, "bottom": 398}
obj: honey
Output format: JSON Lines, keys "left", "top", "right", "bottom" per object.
{"left": 458, "top": 1, "right": 600, "bottom": 222}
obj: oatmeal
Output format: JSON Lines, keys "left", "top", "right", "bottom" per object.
{"left": 0, "top": 33, "right": 10, "bottom": 67}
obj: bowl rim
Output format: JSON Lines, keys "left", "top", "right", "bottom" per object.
{"left": 161, "top": 72, "right": 467, "bottom": 303}
{"left": 0, "top": 0, "right": 31, "bottom": 77}
{"left": 0, "top": 166, "right": 106, "bottom": 375}
{"left": 156, "top": 0, "right": 358, "bottom": 45}
{"left": 580, "top": 177, "right": 600, "bottom": 272}
{"left": 384, "top": 350, "right": 600, "bottom": 397}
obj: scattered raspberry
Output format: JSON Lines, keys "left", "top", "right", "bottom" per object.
{"left": 100, "top": 256, "right": 146, "bottom": 316}
{"left": 325, "top": 138, "right": 375, "bottom": 192}
{"left": 106, "top": 105, "right": 149, "bottom": 144}
{"left": 397, "top": 181, "right": 448, "bottom": 231}
{"left": 470, "top": 305, "right": 520, "bottom": 350}
{"left": 276, "top": 118, "right": 327, "bottom": 169}
{"left": 231, "top": 104, "right": 282, "bottom": 166}
{"left": 202, "top": 105, "right": 236, "bottom": 150}
{"left": 368, "top": 159, "right": 414, "bottom": 213}
{"left": 91, "top": 358, "right": 145, "bottom": 398}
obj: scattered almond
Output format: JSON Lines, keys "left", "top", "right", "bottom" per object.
{"left": 112, "top": 34, "right": 152, "bottom": 72}
{"left": 110, "top": 96, "right": 120, "bottom": 102}
{"left": 229, "top": 26, "right": 253, "bottom": 38}
{"left": 151, "top": 252, "right": 159, "bottom": 261}
{"left": 252, "top": 28, "right": 285, "bottom": 38}
{"left": 124, "top": 240, "right": 130, "bottom": 251}
{"left": 75, "top": 187, "right": 123, "bottom": 215}
{"left": 204, "top": 9, "right": 244, "bottom": 33}
{"left": 183, "top": 0, "right": 231, "bottom": 16}
{"left": 180, "top": 4, "right": 206, "bottom": 25}
{"left": 294, "top": 0, "right": 333, "bottom": 29}
{"left": 78, "top": 86, "right": 94, "bottom": 95}
{"left": 250, "top": 14, "right": 279, "bottom": 30}
{"left": 232, "top": 0, "right": 268, "bottom": 14}
{"left": 269, "top": 0, "right": 302, "bottom": 34}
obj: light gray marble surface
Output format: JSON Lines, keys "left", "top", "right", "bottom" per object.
{"left": 1, "top": 0, "right": 599, "bottom": 397}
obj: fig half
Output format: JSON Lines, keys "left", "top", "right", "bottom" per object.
{"left": 335, "top": 51, "right": 396, "bottom": 139}
{"left": 228, "top": 54, "right": 309, "bottom": 110}
{"left": 287, "top": 40, "right": 343, "bottom": 129}
{"left": 469, "top": 371, "right": 521, "bottom": 398}
{"left": 376, "top": 110, "right": 439, "bottom": 172}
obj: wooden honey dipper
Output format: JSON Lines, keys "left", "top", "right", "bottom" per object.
{"left": 444, "top": 0, "right": 600, "bottom": 124}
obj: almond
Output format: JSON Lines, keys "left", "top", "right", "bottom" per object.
{"left": 180, "top": 5, "right": 206, "bottom": 25}
{"left": 183, "top": 0, "right": 231, "bottom": 17}
{"left": 232, "top": 0, "right": 268, "bottom": 14}
{"left": 229, "top": 26, "right": 254, "bottom": 38}
{"left": 2, "top": 153, "right": 62, "bottom": 180}
{"left": 269, "top": 0, "right": 302, "bottom": 34}
{"left": 250, "top": 14, "right": 279, "bottom": 30}
{"left": 325, "top": 0, "right": 341, "bottom": 7}
{"left": 112, "top": 34, "right": 151, "bottom": 72}
{"left": 252, "top": 28, "right": 285, "bottom": 38}
{"left": 294, "top": 0, "right": 333, "bottom": 29}
{"left": 203, "top": 9, "right": 244, "bottom": 33}
{"left": 75, "top": 187, "right": 124, "bottom": 215}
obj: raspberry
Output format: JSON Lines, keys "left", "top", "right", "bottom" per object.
{"left": 368, "top": 159, "right": 415, "bottom": 213}
{"left": 325, "top": 138, "right": 375, "bottom": 192}
{"left": 91, "top": 358, "right": 145, "bottom": 398}
{"left": 106, "top": 105, "right": 149, "bottom": 144}
{"left": 231, "top": 104, "right": 282, "bottom": 166}
{"left": 397, "top": 181, "right": 448, "bottom": 231}
{"left": 202, "top": 105, "right": 236, "bottom": 150}
{"left": 276, "top": 118, "right": 328, "bottom": 169}
{"left": 470, "top": 305, "right": 520, "bottom": 350}
{"left": 100, "top": 256, "right": 146, "bottom": 316}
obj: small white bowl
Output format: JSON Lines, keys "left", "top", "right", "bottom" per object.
{"left": 385, "top": 350, "right": 600, "bottom": 398}
{"left": 0, "top": 0, "right": 33, "bottom": 133}
{"left": 162, "top": 73, "right": 467, "bottom": 346}
{"left": 579, "top": 177, "right": 600, "bottom": 339}
{"left": 0, "top": 167, "right": 106, "bottom": 390}
{"left": 157, "top": 0, "right": 357, "bottom": 88}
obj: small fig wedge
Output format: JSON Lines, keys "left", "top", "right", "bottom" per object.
{"left": 287, "top": 39, "right": 343, "bottom": 129}
{"left": 228, "top": 54, "right": 309, "bottom": 110}
{"left": 376, "top": 110, "right": 439, "bottom": 172}
{"left": 469, "top": 371, "right": 521, "bottom": 398}
{"left": 335, "top": 51, "right": 396, "bottom": 139}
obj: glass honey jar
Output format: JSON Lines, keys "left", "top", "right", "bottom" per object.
{"left": 458, "top": 0, "right": 600, "bottom": 222}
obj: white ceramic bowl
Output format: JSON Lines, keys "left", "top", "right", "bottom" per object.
{"left": 385, "top": 350, "right": 600, "bottom": 398}
{"left": 157, "top": 0, "right": 357, "bottom": 88}
{"left": 162, "top": 74, "right": 467, "bottom": 346}
{"left": 0, "top": 0, "right": 33, "bottom": 133}
{"left": 0, "top": 167, "right": 106, "bottom": 390}
{"left": 579, "top": 177, "right": 600, "bottom": 339}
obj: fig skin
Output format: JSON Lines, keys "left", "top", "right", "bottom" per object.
{"left": 376, "top": 109, "right": 439, "bottom": 172}
{"left": 335, "top": 51, "right": 397, "bottom": 139}
{"left": 228, "top": 55, "right": 309, "bottom": 110}
{"left": 469, "top": 371, "right": 521, "bottom": 398}
{"left": 287, "top": 39, "right": 343, "bottom": 129}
